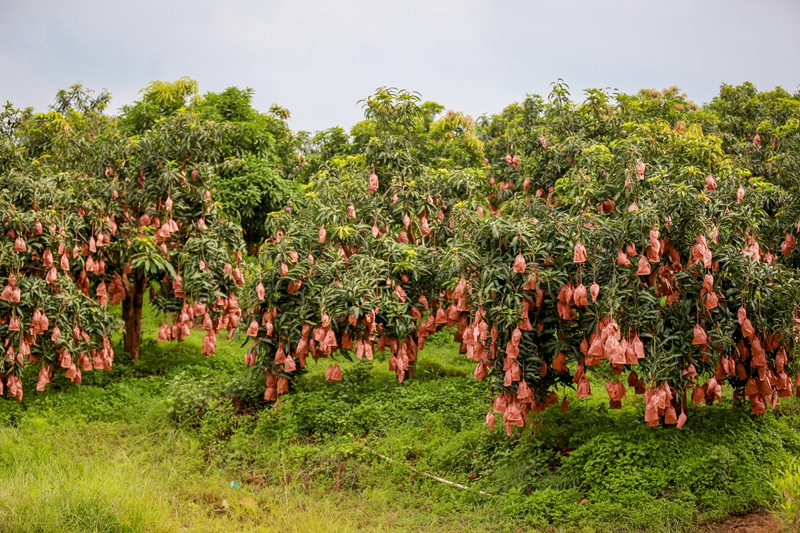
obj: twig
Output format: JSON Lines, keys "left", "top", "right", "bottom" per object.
{"left": 366, "top": 448, "right": 493, "bottom": 497}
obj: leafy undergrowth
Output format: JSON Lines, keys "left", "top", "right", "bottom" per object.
{"left": 1, "top": 307, "right": 798, "bottom": 532}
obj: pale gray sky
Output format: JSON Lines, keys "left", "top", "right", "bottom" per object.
{"left": 2, "top": 0, "right": 799, "bottom": 131}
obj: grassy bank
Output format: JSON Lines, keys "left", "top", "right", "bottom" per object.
{"left": 1, "top": 301, "right": 798, "bottom": 532}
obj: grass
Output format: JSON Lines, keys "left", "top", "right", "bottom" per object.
{"left": 1, "top": 301, "right": 799, "bottom": 532}
{"left": 0, "top": 419, "right": 477, "bottom": 533}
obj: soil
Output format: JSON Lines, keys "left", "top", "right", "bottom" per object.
{"left": 699, "top": 512, "right": 784, "bottom": 533}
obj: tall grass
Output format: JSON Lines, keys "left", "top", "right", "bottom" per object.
{"left": 0, "top": 417, "right": 497, "bottom": 533}
{"left": 0, "top": 419, "right": 176, "bottom": 532}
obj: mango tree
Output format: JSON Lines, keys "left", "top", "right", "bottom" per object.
{"left": 464, "top": 82, "right": 800, "bottom": 431}
{"left": 244, "top": 84, "right": 800, "bottom": 433}
{"left": 0, "top": 113, "right": 119, "bottom": 398}
{"left": 240, "top": 88, "right": 487, "bottom": 397}
{"left": 3, "top": 83, "right": 245, "bottom": 364}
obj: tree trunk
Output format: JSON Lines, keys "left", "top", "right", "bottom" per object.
{"left": 665, "top": 390, "right": 688, "bottom": 427}
{"left": 122, "top": 271, "right": 146, "bottom": 360}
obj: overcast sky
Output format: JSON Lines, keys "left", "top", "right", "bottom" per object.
{"left": 2, "top": 0, "right": 799, "bottom": 132}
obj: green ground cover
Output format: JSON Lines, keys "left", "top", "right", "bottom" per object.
{"left": 1, "top": 299, "right": 798, "bottom": 532}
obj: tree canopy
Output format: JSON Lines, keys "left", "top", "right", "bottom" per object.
{"left": 3, "top": 78, "right": 800, "bottom": 435}
{"left": 243, "top": 81, "right": 800, "bottom": 432}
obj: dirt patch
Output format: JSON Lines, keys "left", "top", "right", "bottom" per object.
{"left": 699, "top": 512, "right": 783, "bottom": 533}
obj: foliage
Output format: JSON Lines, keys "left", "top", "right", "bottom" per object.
{"left": 213, "top": 155, "right": 295, "bottom": 247}
{"left": 245, "top": 80, "right": 800, "bottom": 441}
{"left": 0, "top": 169, "right": 120, "bottom": 400}
{"left": 121, "top": 81, "right": 298, "bottom": 247}
{"left": 0, "top": 80, "right": 247, "bottom": 399}
{"left": 192, "top": 86, "right": 300, "bottom": 246}
{"left": 352, "top": 87, "right": 484, "bottom": 172}
{"left": 119, "top": 76, "right": 200, "bottom": 134}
